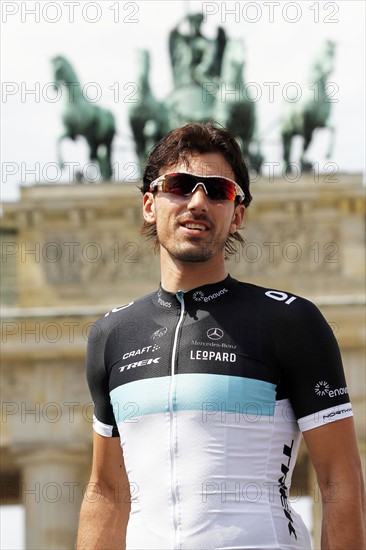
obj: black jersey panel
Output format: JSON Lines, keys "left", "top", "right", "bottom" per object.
{"left": 268, "top": 297, "right": 350, "bottom": 420}
{"left": 104, "top": 285, "right": 280, "bottom": 392}
{"left": 85, "top": 276, "right": 352, "bottom": 436}
{"left": 86, "top": 317, "right": 120, "bottom": 436}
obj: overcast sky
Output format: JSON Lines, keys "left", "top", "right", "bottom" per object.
{"left": 1, "top": 0, "right": 365, "bottom": 203}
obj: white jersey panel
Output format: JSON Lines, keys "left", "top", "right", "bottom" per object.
{"left": 117, "top": 400, "right": 311, "bottom": 549}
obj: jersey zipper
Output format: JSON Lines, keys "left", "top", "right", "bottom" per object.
{"left": 169, "top": 290, "right": 185, "bottom": 550}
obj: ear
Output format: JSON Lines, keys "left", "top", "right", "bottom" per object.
{"left": 229, "top": 204, "right": 245, "bottom": 234}
{"left": 143, "top": 192, "right": 156, "bottom": 223}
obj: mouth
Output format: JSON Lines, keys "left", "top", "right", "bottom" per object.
{"left": 179, "top": 220, "right": 211, "bottom": 235}
{"left": 182, "top": 222, "right": 208, "bottom": 231}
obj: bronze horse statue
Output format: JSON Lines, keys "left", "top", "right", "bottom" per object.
{"left": 129, "top": 50, "right": 169, "bottom": 168}
{"left": 51, "top": 55, "right": 115, "bottom": 181}
{"left": 281, "top": 40, "right": 336, "bottom": 172}
{"left": 214, "top": 38, "right": 263, "bottom": 172}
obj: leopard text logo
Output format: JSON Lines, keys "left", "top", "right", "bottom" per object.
{"left": 190, "top": 350, "right": 236, "bottom": 362}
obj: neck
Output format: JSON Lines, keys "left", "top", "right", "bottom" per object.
{"left": 160, "top": 248, "right": 228, "bottom": 293}
{"left": 65, "top": 81, "right": 83, "bottom": 102}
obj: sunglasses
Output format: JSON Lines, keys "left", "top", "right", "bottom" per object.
{"left": 149, "top": 172, "right": 245, "bottom": 203}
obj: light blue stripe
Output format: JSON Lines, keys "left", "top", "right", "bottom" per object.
{"left": 110, "top": 373, "right": 276, "bottom": 421}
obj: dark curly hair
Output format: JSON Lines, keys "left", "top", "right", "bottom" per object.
{"left": 140, "top": 121, "right": 252, "bottom": 258}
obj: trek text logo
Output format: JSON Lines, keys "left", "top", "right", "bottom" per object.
{"left": 119, "top": 357, "right": 161, "bottom": 373}
{"left": 279, "top": 439, "right": 297, "bottom": 539}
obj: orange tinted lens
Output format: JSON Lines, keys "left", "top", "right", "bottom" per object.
{"left": 202, "top": 177, "right": 237, "bottom": 200}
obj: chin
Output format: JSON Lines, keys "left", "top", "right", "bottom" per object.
{"left": 175, "top": 253, "right": 212, "bottom": 263}
{"left": 171, "top": 245, "right": 222, "bottom": 263}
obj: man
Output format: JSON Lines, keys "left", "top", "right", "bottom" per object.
{"left": 77, "top": 122, "right": 365, "bottom": 549}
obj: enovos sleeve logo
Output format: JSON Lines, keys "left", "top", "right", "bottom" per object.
{"left": 314, "top": 381, "right": 330, "bottom": 396}
{"left": 315, "top": 380, "right": 349, "bottom": 398}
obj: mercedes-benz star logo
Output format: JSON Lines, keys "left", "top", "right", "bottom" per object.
{"left": 207, "top": 328, "right": 224, "bottom": 340}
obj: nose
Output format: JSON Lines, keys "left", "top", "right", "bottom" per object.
{"left": 186, "top": 184, "right": 209, "bottom": 211}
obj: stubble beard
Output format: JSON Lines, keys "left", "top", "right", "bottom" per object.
{"left": 156, "top": 217, "right": 229, "bottom": 263}
{"left": 159, "top": 226, "right": 228, "bottom": 263}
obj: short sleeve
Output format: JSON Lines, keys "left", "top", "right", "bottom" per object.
{"left": 271, "top": 298, "right": 353, "bottom": 432}
{"left": 86, "top": 318, "right": 119, "bottom": 437}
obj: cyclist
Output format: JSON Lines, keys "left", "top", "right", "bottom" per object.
{"left": 77, "top": 122, "right": 365, "bottom": 550}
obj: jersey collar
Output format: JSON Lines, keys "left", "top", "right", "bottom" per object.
{"left": 153, "top": 275, "right": 237, "bottom": 310}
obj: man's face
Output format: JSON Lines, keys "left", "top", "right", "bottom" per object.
{"left": 143, "top": 152, "right": 245, "bottom": 264}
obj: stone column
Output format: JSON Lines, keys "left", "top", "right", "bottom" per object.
{"left": 17, "top": 448, "right": 88, "bottom": 550}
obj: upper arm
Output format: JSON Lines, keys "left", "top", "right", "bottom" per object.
{"left": 304, "top": 419, "right": 366, "bottom": 549}
{"left": 80, "top": 430, "right": 130, "bottom": 548}
{"left": 81, "top": 317, "right": 131, "bottom": 543}
{"left": 90, "top": 431, "right": 129, "bottom": 492}
{"left": 85, "top": 318, "right": 127, "bottom": 489}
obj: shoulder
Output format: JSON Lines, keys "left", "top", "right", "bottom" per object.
{"left": 88, "top": 291, "right": 155, "bottom": 346}
{"left": 233, "top": 278, "right": 323, "bottom": 315}
{"left": 230, "top": 278, "right": 332, "bottom": 337}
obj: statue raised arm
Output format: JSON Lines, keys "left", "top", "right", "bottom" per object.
{"left": 169, "top": 13, "right": 226, "bottom": 87}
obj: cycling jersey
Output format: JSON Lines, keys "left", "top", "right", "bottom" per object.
{"left": 86, "top": 275, "right": 353, "bottom": 550}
